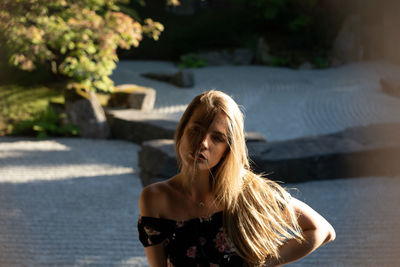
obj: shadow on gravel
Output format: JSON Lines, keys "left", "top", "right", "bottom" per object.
{"left": 0, "top": 173, "right": 146, "bottom": 266}
{"left": 0, "top": 137, "right": 139, "bottom": 169}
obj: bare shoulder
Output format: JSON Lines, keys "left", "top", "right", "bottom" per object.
{"left": 139, "top": 179, "right": 173, "bottom": 218}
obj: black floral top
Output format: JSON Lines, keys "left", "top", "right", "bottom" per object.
{"left": 137, "top": 211, "right": 244, "bottom": 266}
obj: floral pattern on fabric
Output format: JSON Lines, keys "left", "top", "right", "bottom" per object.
{"left": 214, "top": 227, "right": 234, "bottom": 253}
{"left": 138, "top": 211, "right": 243, "bottom": 266}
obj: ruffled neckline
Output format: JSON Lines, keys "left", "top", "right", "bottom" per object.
{"left": 139, "top": 210, "right": 223, "bottom": 224}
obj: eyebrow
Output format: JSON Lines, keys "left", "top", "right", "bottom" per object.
{"left": 212, "top": 131, "right": 227, "bottom": 139}
{"left": 191, "top": 122, "right": 227, "bottom": 137}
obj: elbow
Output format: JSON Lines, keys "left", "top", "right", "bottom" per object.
{"left": 323, "top": 223, "right": 336, "bottom": 244}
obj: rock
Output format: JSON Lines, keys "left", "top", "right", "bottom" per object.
{"left": 169, "top": 70, "right": 194, "bottom": 88}
{"left": 255, "top": 37, "right": 272, "bottom": 65}
{"left": 136, "top": 131, "right": 266, "bottom": 185}
{"left": 380, "top": 77, "right": 400, "bottom": 99}
{"left": 244, "top": 131, "right": 267, "bottom": 143}
{"left": 137, "top": 124, "right": 400, "bottom": 184}
{"left": 107, "top": 108, "right": 267, "bottom": 145}
{"left": 247, "top": 123, "right": 400, "bottom": 182}
{"left": 141, "top": 70, "right": 194, "bottom": 88}
{"left": 138, "top": 139, "right": 178, "bottom": 186}
{"left": 64, "top": 89, "right": 110, "bottom": 139}
{"left": 331, "top": 14, "right": 364, "bottom": 66}
{"left": 195, "top": 48, "right": 253, "bottom": 66}
{"left": 106, "top": 109, "right": 178, "bottom": 144}
{"left": 107, "top": 84, "right": 156, "bottom": 111}
{"left": 298, "top": 62, "right": 314, "bottom": 70}
{"left": 231, "top": 49, "right": 254, "bottom": 65}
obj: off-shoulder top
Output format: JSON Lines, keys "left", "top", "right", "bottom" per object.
{"left": 137, "top": 211, "right": 244, "bottom": 266}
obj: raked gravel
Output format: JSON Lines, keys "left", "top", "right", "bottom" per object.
{"left": 1, "top": 60, "right": 400, "bottom": 266}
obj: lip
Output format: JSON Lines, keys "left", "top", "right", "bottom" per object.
{"left": 190, "top": 152, "right": 207, "bottom": 161}
{"left": 198, "top": 153, "right": 207, "bottom": 160}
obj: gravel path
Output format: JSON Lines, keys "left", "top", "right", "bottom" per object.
{"left": 111, "top": 60, "right": 400, "bottom": 141}
{"left": 1, "top": 60, "right": 400, "bottom": 266}
{"left": 1, "top": 138, "right": 399, "bottom": 266}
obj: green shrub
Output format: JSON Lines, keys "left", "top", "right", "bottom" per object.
{"left": 244, "top": 0, "right": 317, "bottom": 35}
{"left": 314, "top": 56, "right": 330, "bottom": 69}
{"left": 0, "top": 0, "right": 163, "bottom": 92}
{"left": 0, "top": 84, "right": 64, "bottom": 135}
{"left": 268, "top": 56, "right": 291, "bottom": 67}
{"left": 178, "top": 53, "right": 207, "bottom": 69}
{"left": 0, "top": 84, "right": 63, "bottom": 122}
{"left": 11, "top": 104, "right": 80, "bottom": 139}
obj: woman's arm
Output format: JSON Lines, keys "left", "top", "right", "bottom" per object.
{"left": 139, "top": 184, "right": 169, "bottom": 267}
{"left": 144, "top": 244, "right": 167, "bottom": 267}
{"left": 265, "top": 198, "right": 336, "bottom": 266}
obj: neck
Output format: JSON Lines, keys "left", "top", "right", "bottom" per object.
{"left": 178, "top": 167, "right": 212, "bottom": 201}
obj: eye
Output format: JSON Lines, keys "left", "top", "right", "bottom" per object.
{"left": 189, "top": 126, "right": 199, "bottom": 132}
{"left": 186, "top": 125, "right": 202, "bottom": 136}
{"left": 212, "top": 134, "right": 226, "bottom": 143}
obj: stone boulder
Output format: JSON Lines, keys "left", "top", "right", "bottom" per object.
{"left": 137, "top": 123, "right": 400, "bottom": 185}
{"left": 255, "top": 37, "right": 272, "bottom": 65}
{"left": 247, "top": 123, "right": 400, "bottom": 182}
{"left": 169, "top": 70, "right": 195, "bottom": 88}
{"left": 138, "top": 139, "right": 178, "bottom": 186}
{"left": 244, "top": 131, "right": 267, "bottom": 143}
{"left": 136, "top": 131, "right": 267, "bottom": 185}
{"left": 64, "top": 89, "right": 110, "bottom": 139}
{"left": 107, "top": 108, "right": 268, "bottom": 145}
{"left": 107, "top": 84, "right": 156, "bottom": 111}
{"left": 380, "top": 77, "right": 400, "bottom": 99}
{"left": 106, "top": 109, "right": 178, "bottom": 144}
{"left": 141, "top": 70, "right": 194, "bottom": 88}
{"left": 331, "top": 14, "right": 364, "bottom": 66}
{"left": 298, "top": 62, "right": 314, "bottom": 70}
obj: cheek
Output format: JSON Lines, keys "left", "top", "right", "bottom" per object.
{"left": 215, "top": 145, "right": 228, "bottom": 161}
{"left": 178, "top": 138, "right": 188, "bottom": 156}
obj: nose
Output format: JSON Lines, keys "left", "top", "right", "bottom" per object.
{"left": 200, "top": 134, "right": 210, "bottom": 150}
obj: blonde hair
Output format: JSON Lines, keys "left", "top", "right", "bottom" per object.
{"left": 175, "top": 90, "right": 303, "bottom": 265}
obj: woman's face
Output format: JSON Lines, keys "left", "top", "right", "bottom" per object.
{"left": 179, "top": 107, "right": 229, "bottom": 172}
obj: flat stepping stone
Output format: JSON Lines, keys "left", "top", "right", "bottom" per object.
{"left": 106, "top": 109, "right": 178, "bottom": 144}
{"left": 138, "top": 123, "right": 400, "bottom": 185}
{"left": 248, "top": 123, "right": 400, "bottom": 182}
{"left": 107, "top": 84, "right": 156, "bottom": 111}
{"left": 106, "top": 109, "right": 267, "bottom": 145}
{"left": 139, "top": 139, "right": 178, "bottom": 186}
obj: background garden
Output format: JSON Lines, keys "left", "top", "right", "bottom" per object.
{"left": 0, "top": 0, "right": 394, "bottom": 139}
{"left": 1, "top": 1, "right": 400, "bottom": 266}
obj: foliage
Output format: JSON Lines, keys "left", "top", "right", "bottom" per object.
{"left": 0, "top": 0, "right": 164, "bottom": 92}
{"left": 268, "top": 56, "right": 291, "bottom": 67}
{"left": 178, "top": 53, "right": 207, "bottom": 69}
{"left": 0, "top": 84, "right": 63, "bottom": 123}
{"left": 246, "top": 0, "right": 317, "bottom": 32}
{"left": 118, "top": 6, "right": 256, "bottom": 61}
{"left": 314, "top": 56, "right": 329, "bottom": 69}
{"left": 11, "top": 105, "right": 80, "bottom": 138}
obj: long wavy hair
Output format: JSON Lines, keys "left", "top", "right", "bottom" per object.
{"left": 175, "top": 90, "right": 303, "bottom": 265}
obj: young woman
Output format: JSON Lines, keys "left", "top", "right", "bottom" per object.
{"left": 138, "top": 90, "right": 335, "bottom": 266}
